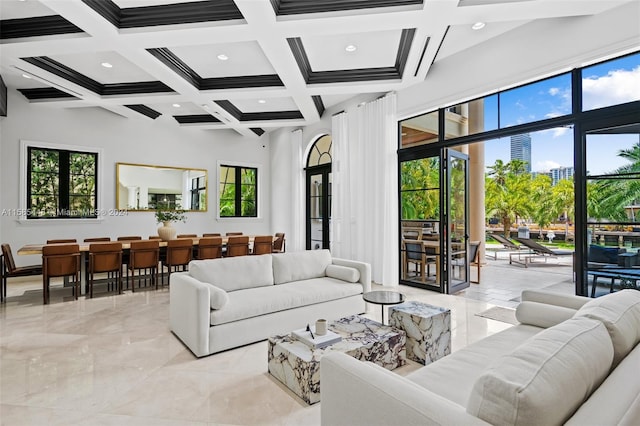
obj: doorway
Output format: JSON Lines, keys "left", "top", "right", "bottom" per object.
{"left": 305, "top": 135, "right": 332, "bottom": 250}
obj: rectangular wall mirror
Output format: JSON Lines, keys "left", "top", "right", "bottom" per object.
{"left": 116, "top": 162, "right": 207, "bottom": 211}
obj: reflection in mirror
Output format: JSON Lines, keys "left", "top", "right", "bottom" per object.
{"left": 116, "top": 163, "right": 207, "bottom": 211}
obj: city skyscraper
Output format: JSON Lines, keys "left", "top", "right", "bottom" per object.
{"left": 510, "top": 133, "right": 532, "bottom": 172}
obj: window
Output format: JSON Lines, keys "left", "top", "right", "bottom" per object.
{"left": 191, "top": 175, "right": 206, "bottom": 210}
{"left": 219, "top": 165, "right": 257, "bottom": 217}
{"left": 27, "top": 146, "right": 97, "bottom": 218}
{"left": 582, "top": 52, "right": 640, "bottom": 111}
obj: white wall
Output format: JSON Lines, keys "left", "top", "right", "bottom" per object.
{"left": 1, "top": 90, "right": 271, "bottom": 266}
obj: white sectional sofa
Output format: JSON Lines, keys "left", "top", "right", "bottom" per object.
{"left": 321, "top": 289, "right": 640, "bottom": 426}
{"left": 170, "top": 249, "right": 371, "bottom": 357}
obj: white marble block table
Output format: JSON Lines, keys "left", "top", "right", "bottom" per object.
{"left": 389, "top": 301, "right": 451, "bottom": 365}
{"left": 268, "top": 315, "right": 406, "bottom": 404}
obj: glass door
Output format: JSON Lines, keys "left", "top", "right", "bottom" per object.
{"left": 306, "top": 167, "right": 331, "bottom": 250}
{"left": 445, "top": 149, "right": 470, "bottom": 294}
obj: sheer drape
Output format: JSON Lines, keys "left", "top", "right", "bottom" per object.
{"left": 331, "top": 94, "right": 399, "bottom": 286}
{"left": 289, "top": 129, "right": 305, "bottom": 252}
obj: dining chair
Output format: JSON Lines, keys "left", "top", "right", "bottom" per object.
{"left": 117, "top": 236, "right": 143, "bottom": 287}
{"left": 42, "top": 243, "right": 80, "bottom": 304}
{"left": 451, "top": 241, "right": 481, "bottom": 284}
{"left": 226, "top": 236, "right": 250, "bottom": 257}
{"left": 273, "top": 233, "right": 286, "bottom": 253}
{"left": 84, "top": 237, "right": 111, "bottom": 242}
{"left": 88, "top": 242, "right": 123, "bottom": 297}
{"left": 1, "top": 243, "right": 42, "bottom": 302}
{"left": 117, "top": 236, "right": 142, "bottom": 241}
{"left": 163, "top": 238, "right": 193, "bottom": 284}
{"left": 252, "top": 235, "right": 274, "bottom": 255}
{"left": 202, "top": 233, "right": 221, "bottom": 237}
{"left": 148, "top": 236, "right": 162, "bottom": 240}
{"left": 403, "top": 240, "right": 435, "bottom": 283}
{"left": 177, "top": 234, "right": 197, "bottom": 238}
{"left": 127, "top": 240, "right": 160, "bottom": 291}
{"left": 46, "top": 239, "right": 77, "bottom": 244}
{"left": 198, "top": 237, "right": 223, "bottom": 260}
{"left": 226, "top": 232, "right": 243, "bottom": 236}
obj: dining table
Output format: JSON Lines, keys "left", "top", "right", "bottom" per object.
{"left": 18, "top": 235, "right": 272, "bottom": 295}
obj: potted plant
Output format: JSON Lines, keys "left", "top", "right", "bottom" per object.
{"left": 155, "top": 206, "right": 186, "bottom": 241}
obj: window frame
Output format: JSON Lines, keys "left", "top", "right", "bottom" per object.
{"left": 19, "top": 140, "right": 104, "bottom": 223}
{"left": 216, "top": 161, "right": 260, "bottom": 219}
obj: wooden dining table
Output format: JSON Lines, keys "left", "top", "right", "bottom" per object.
{"left": 18, "top": 236, "right": 273, "bottom": 294}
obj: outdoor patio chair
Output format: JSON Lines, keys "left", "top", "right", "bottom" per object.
{"left": 511, "top": 237, "right": 574, "bottom": 270}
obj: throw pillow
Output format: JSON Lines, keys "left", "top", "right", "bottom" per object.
{"left": 515, "top": 301, "right": 577, "bottom": 328}
{"left": 573, "top": 289, "right": 640, "bottom": 367}
{"left": 325, "top": 264, "right": 360, "bottom": 283}
{"left": 467, "top": 317, "right": 613, "bottom": 426}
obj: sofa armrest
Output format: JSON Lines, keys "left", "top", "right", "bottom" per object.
{"left": 320, "top": 352, "right": 490, "bottom": 426}
{"left": 521, "top": 289, "right": 590, "bottom": 310}
{"left": 331, "top": 258, "right": 371, "bottom": 293}
{"left": 169, "top": 272, "right": 211, "bottom": 357}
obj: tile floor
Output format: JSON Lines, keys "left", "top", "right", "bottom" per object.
{"left": 0, "top": 253, "right": 574, "bottom": 426}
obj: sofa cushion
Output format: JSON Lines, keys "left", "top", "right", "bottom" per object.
{"left": 466, "top": 317, "right": 613, "bottom": 426}
{"left": 189, "top": 255, "right": 274, "bottom": 292}
{"left": 272, "top": 249, "right": 332, "bottom": 285}
{"left": 573, "top": 289, "right": 640, "bottom": 367}
{"left": 210, "top": 278, "right": 362, "bottom": 325}
{"left": 325, "top": 264, "right": 360, "bottom": 283}
{"left": 515, "top": 301, "right": 577, "bottom": 328}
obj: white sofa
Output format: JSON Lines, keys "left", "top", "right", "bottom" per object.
{"left": 321, "top": 289, "right": 640, "bottom": 426}
{"left": 170, "top": 249, "right": 371, "bottom": 357}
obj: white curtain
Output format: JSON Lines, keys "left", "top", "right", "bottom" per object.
{"left": 289, "top": 129, "right": 305, "bottom": 252}
{"left": 331, "top": 94, "right": 399, "bottom": 286}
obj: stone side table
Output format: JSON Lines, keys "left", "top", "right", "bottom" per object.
{"left": 389, "top": 301, "right": 451, "bottom": 365}
{"left": 268, "top": 315, "right": 406, "bottom": 404}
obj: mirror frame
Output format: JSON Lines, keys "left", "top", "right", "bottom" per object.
{"left": 116, "top": 162, "right": 208, "bottom": 212}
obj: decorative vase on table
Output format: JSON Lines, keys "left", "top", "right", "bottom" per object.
{"left": 158, "top": 221, "right": 176, "bottom": 241}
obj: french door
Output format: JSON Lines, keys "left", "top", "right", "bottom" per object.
{"left": 306, "top": 165, "right": 331, "bottom": 250}
{"left": 399, "top": 148, "right": 469, "bottom": 294}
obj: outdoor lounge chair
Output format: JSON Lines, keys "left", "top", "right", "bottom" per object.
{"left": 485, "top": 233, "right": 527, "bottom": 260}
{"left": 511, "top": 237, "right": 574, "bottom": 269}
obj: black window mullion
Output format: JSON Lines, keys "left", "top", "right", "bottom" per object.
{"left": 234, "top": 167, "right": 242, "bottom": 216}
{"left": 59, "top": 151, "right": 70, "bottom": 216}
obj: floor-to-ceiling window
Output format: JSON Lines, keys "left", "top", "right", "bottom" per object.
{"left": 398, "top": 50, "right": 640, "bottom": 296}
{"left": 306, "top": 135, "right": 332, "bottom": 250}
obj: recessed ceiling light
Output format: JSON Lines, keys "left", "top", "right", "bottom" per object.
{"left": 101, "top": 62, "right": 113, "bottom": 68}
{"left": 345, "top": 45, "right": 357, "bottom": 52}
{"left": 172, "top": 103, "right": 181, "bottom": 108}
{"left": 22, "top": 73, "right": 32, "bottom": 79}
{"left": 217, "top": 54, "right": 229, "bottom": 61}
{"left": 258, "top": 99, "right": 266, "bottom": 104}
{"left": 472, "top": 22, "right": 486, "bottom": 30}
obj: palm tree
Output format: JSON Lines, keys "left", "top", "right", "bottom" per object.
{"left": 485, "top": 160, "right": 533, "bottom": 237}
{"left": 552, "top": 178, "right": 575, "bottom": 236}
{"left": 530, "top": 174, "right": 555, "bottom": 239}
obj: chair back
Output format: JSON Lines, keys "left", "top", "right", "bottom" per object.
{"left": 177, "top": 234, "right": 197, "bottom": 239}
{"left": 226, "top": 236, "right": 249, "bottom": 257}
{"left": 1, "top": 244, "right": 18, "bottom": 273}
{"left": 202, "top": 233, "right": 221, "bottom": 237}
{"left": 468, "top": 241, "right": 481, "bottom": 263}
{"left": 198, "top": 237, "right": 223, "bottom": 259}
{"left": 253, "top": 235, "right": 273, "bottom": 255}
{"left": 404, "top": 240, "right": 423, "bottom": 260}
{"left": 84, "top": 237, "right": 111, "bottom": 242}
{"left": 46, "top": 239, "right": 77, "bottom": 244}
{"left": 128, "top": 240, "right": 159, "bottom": 269}
{"left": 226, "top": 232, "right": 243, "bottom": 236}
{"left": 117, "top": 236, "right": 142, "bottom": 241}
{"left": 273, "top": 233, "right": 285, "bottom": 252}
{"left": 403, "top": 228, "right": 423, "bottom": 241}
{"left": 42, "top": 244, "right": 80, "bottom": 277}
{"left": 166, "top": 239, "right": 193, "bottom": 266}
{"left": 89, "top": 242, "right": 122, "bottom": 273}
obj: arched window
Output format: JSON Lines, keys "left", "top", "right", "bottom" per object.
{"left": 306, "top": 135, "right": 332, "bottom": 250}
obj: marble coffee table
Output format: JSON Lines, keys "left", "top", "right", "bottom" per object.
{"left": 389, "top": 301, "right": 451, "bottom": 365}
{"left": 268, "top": 315, "right": 406, "bottom": 404}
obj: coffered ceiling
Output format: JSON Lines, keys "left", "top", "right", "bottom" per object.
{"left": 0, "top": 0, "right": 629, "bottom": 137}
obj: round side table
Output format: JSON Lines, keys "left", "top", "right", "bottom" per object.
{"left": 363, "top": 290, "right": 405, "bottom": 324}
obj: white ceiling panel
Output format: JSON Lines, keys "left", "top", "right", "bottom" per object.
{"left": 149, "top": 102, "right": 204, "bottom": 115}
{"left": 302, "top": 30, "right": 401, "bottom": 72}
{"left": 48, "top": 51, "right": 156, "bottom": 84}
{"left": 232, "top": 97, "right": 298, "bottom": 113}
{"left": 0, "top": 0, "right": 55, "bottom": 20}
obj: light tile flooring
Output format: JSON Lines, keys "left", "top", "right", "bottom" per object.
{"left": 0, "top": 254, "right": 573, "bottom": 425}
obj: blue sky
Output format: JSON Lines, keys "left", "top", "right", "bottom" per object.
{"left": 483, "top": 53, "right": 640, "bottom": 176}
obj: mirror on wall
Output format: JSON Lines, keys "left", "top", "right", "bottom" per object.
{"left": 116, "top": 162, "right": 207, "bottom": 211}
